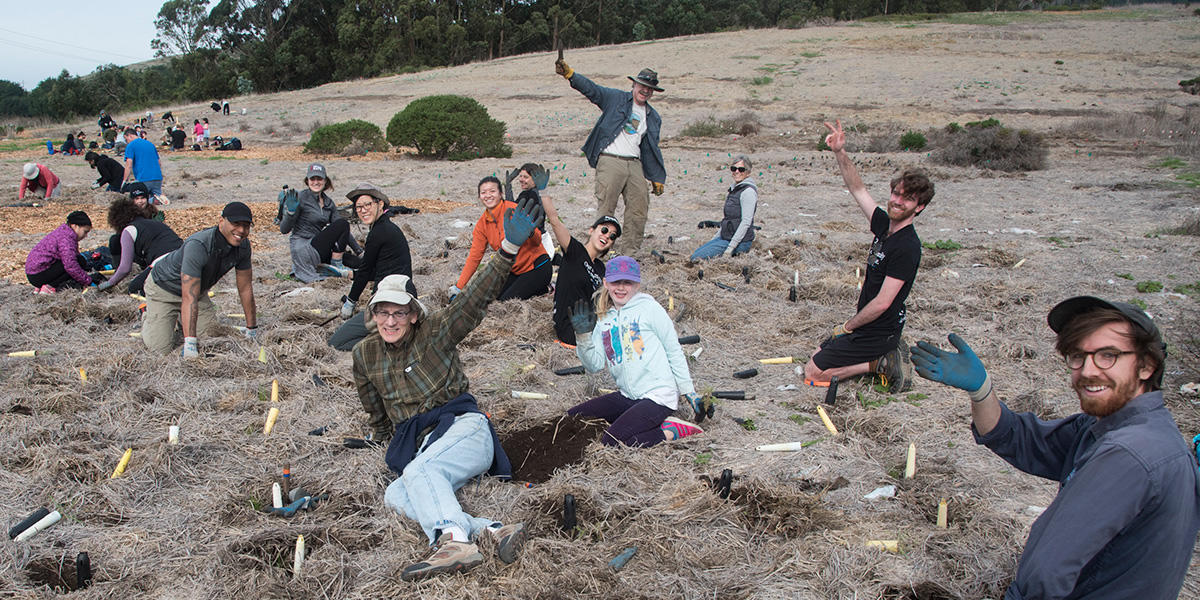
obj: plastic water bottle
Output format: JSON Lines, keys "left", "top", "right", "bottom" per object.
{"left": 46, "top": 140, "right": 54, "bottom": 155}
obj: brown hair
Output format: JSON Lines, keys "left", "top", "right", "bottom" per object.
{"left": 1054, "top": 307, "right": 1164, "bottom": 391}
{"left": 889, "top": 168, "right": 935, "bottom": 206}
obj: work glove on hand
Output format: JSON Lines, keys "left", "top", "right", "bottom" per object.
{"left": 910, "top": 333, "right": 992, "bottom": 402}
{"left": 96, "top": 280, "right": 113, "bottom": 292}
{"left": 340, "top": 295, "right": 355, "bottom": 320}
{"left": 568, "top": 298, "right": 597, "bottom": 335}
{"left": 652, "top": 182, "right": 665, "bottom": 196}
{"left": 283, "top": 188, "right": 299, "bottom": 213}
{"left": 89, "top": 272, "right": 106, "bottom": 284}
{"left": 91, "top": 182, "right": 101, "bottom": 189}
{"left": 684, "top": 393, "right": 714, "bottom": 424}
{"left": 504, "top": 169, "right": 518, "bottom": 204}
{"left": 182, "top": 336, "right": 199, "bottom": 359}
{"left": 555, "top": 58, "right": 573, "bottom": 79}
{"left": 697, "top": 220, "right": 719, "bottom": 229}
{"left": 244, "top": 326, "right": 259, "bottom": 343}
{"left": 446, "top": 285, "right": 461, "bottom": 301}
{"left": 529, "top": 163, "right": 549, "bottom": 191}
{"left": 501, "top": 195, "right": 544, "bottom": 254}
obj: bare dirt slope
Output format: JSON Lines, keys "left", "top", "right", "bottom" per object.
{"left": 1, "top": 6, "right": 1198, "bottom": 599}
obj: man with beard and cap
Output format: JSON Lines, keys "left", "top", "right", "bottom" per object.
{"left": 910, "top": 297, "right": 1199, "bottom": 599}
{"left": 800, "top": 119, "right": 934, "bottom": 393}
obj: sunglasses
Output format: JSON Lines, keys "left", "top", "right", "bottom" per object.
{"left": 730, "top": 166, "right": 748, "bottom": 173}
{"left": 599, "top": 225, "right": 620, "bottom": 241}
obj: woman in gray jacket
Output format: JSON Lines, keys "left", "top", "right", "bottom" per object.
{"left": 279, "top": 163, "right": 362, "bottom": 282}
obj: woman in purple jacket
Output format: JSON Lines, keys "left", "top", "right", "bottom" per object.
{"left": 25, "top": 211, "right": 97, "bottom": 293}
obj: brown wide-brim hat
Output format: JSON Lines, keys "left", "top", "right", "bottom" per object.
{"left": 346, "top": 182, "right": 389, "bottom": 206}
{"left": 628, "top": 68, "right": 663, "bottom": 92}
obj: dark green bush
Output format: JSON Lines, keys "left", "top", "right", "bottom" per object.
{"left": 930, "top": 119, "right": 1048, "bottom": 172}
{"left": 304, "top": 119, "right": 388, "bottom": 154}
{"left": 386, "top": 95, "right": 511, "bottom": 160}
{"left": 899, "top": 131, "right": 927, "bottom": 151}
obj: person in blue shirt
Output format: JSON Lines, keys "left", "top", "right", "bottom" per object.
{"left": 121, "top": 127, "right": 166, "bottom": 203}
{"left": 910, "top": 296, "right": 1199, "bottom": 599}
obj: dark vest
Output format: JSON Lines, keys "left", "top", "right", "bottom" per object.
{"left": 131, "top": 218, "right": 183, "bottom": 268}
{"left": 719, "top": 181, "right": 756, "bottom": 243}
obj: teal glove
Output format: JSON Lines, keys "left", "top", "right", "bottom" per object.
{"left": 529, "top": 163, "right": 549, "bottom": 191}
{"left": 501, "top": 194, "right": 544, "bottom": 253}
{"left": 910, "top": 333, "right": 991, "bottom": 401}
{"left": 244, "top": 326, "right": 259, "bottom": 342}
{"left": 685, "top": 393, "right": 714, "bottom": 424}
{"left": 568, "top": 298, "right": 596, "bottom": 335}
{"left": 283, "top": 189, "right": 299, "bottom": 213}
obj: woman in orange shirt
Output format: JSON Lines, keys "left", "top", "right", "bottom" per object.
{"left": 449, "top": 176, "right": 550, "bottom": 301}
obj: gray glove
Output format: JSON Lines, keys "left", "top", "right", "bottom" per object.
{"left": 340, "top": 295, "right": 355, "bottom": 320}
{"left": 568, "top": 298, "right": 597, "bottom": 334}
{"left": 447, "top": 284, "right": 461, "bottom": 301}
{"left": 182, "top": 337, "right": 199, "bottom": 359}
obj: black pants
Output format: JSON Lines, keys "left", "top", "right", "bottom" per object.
{"left": 27, "top": 255, "right": 88, "bottom": 289}
{"left": 309, "top": 219, "right": 361, "bottom": 264}
{"left": 498, "top": 258, "right": 551, "bottom": 301}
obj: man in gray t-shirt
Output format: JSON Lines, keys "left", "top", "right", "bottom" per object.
{"left": 143, "top": 202, "right": 258, "bottom": 357}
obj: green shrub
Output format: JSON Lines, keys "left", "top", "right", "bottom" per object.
{"left": 899, "top": 131, "right": 927, "bottom": 151}
{"left": 945, "top": 122, "right": 962, "bottom": 134}
{"left": 304, "top": 119, "right": 388, "bottom": 155}
{"left": 817, "top": 134, "right": 831, "bottom": 151}
{"left": 681, "top": 118, "right": 727, "bottom": 137}
{"left": 922, "top": 239, "right": 962, "bottom": 250}
{"left": 680, "top": 112, "right": 760, "bottom": 138}
{"left": 751, "top": 76, "right": 773, "bottom": 86}
{"left": 930, "top": 119, "right": 1048, "bottom": 172}
{"left": 1136, "top": 280, "right": 1163, "bottom": 293}
{"left": 386, "top": 95, "right": 511, "bottom": 160}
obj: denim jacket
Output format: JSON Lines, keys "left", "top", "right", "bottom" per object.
{"left": 569, "top": 73, "right": 666, "bottom": 185}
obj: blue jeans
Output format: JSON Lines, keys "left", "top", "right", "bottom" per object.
{"left": 689, "top": 236, "right": 752, "bottom": 261}
{"left": 383, "top": 412, "right": 497, "bottom": 544}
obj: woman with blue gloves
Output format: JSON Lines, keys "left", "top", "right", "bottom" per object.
{"left": 278, "top": 163, "right": 362, "bottom": 282}
{"left": 566, "top": 256, "right": 706, "bottom": 446}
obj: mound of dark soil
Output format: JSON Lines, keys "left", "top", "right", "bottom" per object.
{"left": 501, "top": 416, "right": 606, "bottom": 484}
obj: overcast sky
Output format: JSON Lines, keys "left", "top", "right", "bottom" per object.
{"left": 1, "top": 0, "right": 164, "bottom": 90}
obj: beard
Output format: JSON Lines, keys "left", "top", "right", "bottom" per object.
{"left": 1074, "top": 374, "right": 1143, "bottom": 418}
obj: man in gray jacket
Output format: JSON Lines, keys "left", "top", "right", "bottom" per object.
{"left": 910, "top": 296, "right": 1199, "bottom": 599}
{"left": 556, "top": 57, "right": 665, "bottom": 253}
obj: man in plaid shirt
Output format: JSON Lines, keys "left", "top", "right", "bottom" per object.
{"left": 353, "top": 196, "right": 543, "bottom": 581}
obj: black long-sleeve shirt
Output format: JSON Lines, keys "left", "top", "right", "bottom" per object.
{"left": 93, "top": 155, "right": 125, "bottom": 188}
{"left": 348, "top": 213, "right": 411, "bottom": 302}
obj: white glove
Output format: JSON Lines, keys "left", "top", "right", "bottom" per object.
{"left": 182, "top": 337, "right": 199, "bottom": 358}
{"left": 341, "top": 296, "right": 355, "bottom": 320}
{"left": 244, "top": 326, "right": 259, "bottom": 342}
{"left": 447, "top": 284, "right": 461, "bottom": 300}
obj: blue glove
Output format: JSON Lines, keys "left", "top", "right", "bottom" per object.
{"left": 502, "top": 194, "right": 544, "bottom": 252}
{"left": 283, "top": 189, "right": 299, "bottom": 213}
{"left": 684, "top": 393, "right": 714, "bottom": 424}
{"left": 529, "top": 163, "right": 549, "bottom": 190}
{"left": 910, "top": 333, "right": 991, "bottom": 400}
{"left": 446, "top": 284, "right": 461, "bottom": 301}
{"left": 568, "top": 298, "right": 597, "bottom": 335}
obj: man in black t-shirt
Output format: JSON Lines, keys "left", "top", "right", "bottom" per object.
{"left": 801, "top": 120, "right": 934, "bottom": 392}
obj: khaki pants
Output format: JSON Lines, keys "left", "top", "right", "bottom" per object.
{"left": 142, "top": 278, "right": 216, "bottom": 355}
{"left": 595, "top": 154, "right": 649, "bottom": 252}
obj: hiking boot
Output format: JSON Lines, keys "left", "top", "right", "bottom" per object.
{"left": 661, "top": 416, "right": 703, "bottom": 441}
{"left": 876, "top": 339, "right": 913, "bottom": 393}
{"left": 488, "top": 523, "right": 526, "bottom": 564}
{"left": 399, "top": 534, "right": 483, "bottom": 582}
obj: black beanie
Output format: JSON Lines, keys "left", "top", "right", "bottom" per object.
{"left": 66, "top": 211, "right": 92, "bottom": 227}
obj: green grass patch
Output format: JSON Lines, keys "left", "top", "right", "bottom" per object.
{"left": 1048, "top": 236, "right": 1069, "bottom": 247}
{"left": 693, "top": 452, "right": 712, "bottom": 466}
{"left": 922, "top": 239, "right": 963, "bottom": 251}
{"left": 1174, "top": 282, "right": 1200, "bottom": 297}
{"left": 0, "top": 139, "right": 48, "bottom": 152}
{"left": 1176, "top": 172, "right": 1200, "bottom": 188}
{"left": 801, "top": 437, "right": 827, "bottom": 448}
{"left": 1136, "top": 280, "right": 1163, "bottom": 293}
{"left": 788, "top": 414, "right": 811, "bottom": 426}
{"left": 1116, "top": 272, "right": 1133, "bottom": 280}
{"left": 906, "top": 393, "right": 929, "bottom": 402}
{"left": 731, "top": 55, "right": 760, "bottom": 60}
{"left": 1155, "top": 157, "right": 1187, "bottom": 169}
{"left": 798, "top": 51, "right": 822, "bottom": 58}
{"left": 751, "top": 76, "right": 773, "bottom": 86}
{"left": 736, "top": 418, "right": 757, "bottom": 431}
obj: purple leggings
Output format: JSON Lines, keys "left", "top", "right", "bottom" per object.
{"left": 567, "top": 392, "right": 671, "bottom": 448}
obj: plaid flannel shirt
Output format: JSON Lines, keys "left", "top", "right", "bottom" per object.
{"left": 352, "top": 252, "right": 513, "bottom": 438}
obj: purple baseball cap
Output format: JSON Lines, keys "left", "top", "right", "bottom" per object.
{"left": 604, "top": 256, "right": 641, "bottom": 283}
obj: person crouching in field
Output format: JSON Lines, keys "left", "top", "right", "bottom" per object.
{"left": 567, "top": 256, "right": 705, "bottom": 446}
{"left": 25, "top": 211, "right": 98, "bottom": 293}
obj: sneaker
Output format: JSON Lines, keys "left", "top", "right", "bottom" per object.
{"left": 876, "top": 339, "right": 913, "bottom": 393}
{"left": 399, "top": 533, "right": 483, "bottom": 582}
{"left": 488, "top": 523, "right": 526, "bottom": 564}
{"left": 36, "top": 284, "right": 56, "bottom": 294}
{"left": 318, "top": 263, "right": 351, "bottom": 277}
{"left": 661, "top": 416, "right": 703, "bottom": 441}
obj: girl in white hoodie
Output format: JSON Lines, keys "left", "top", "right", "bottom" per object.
{"left": 567, "top": 256, "right": 703, "bottom": 447}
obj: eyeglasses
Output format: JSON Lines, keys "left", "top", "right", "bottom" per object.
{"left": 371, "top": 308, "right": 411, "bottom": 322}
{"left": 599, "top": 225, "right": 620, "bottom": 241}
{"left": 730, "top": 166, "right": 748, "bottom": 173}
{"left": 1065, "top": 348, "right": 1135, "bottom": 370}
{"left": 356, "top": 199, "right": 381, "bottom": 211}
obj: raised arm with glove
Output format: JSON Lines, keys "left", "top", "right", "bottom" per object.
{"left": 910, "top": 333, "right": 1000, "bottom": 434}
